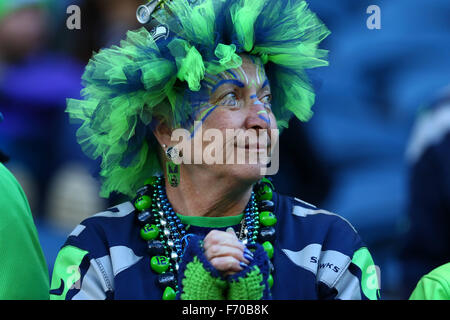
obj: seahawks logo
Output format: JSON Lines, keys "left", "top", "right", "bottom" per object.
{"left": 150, "top": 24, "right": 169, "bottom": 42}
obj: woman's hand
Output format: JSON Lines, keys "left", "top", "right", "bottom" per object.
{"left": 203, "top": 228, "right": 253, "bottom": 275}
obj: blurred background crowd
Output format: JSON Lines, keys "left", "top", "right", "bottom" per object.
{"left": 0, "top": 0, "right": 449, "bottom": 299}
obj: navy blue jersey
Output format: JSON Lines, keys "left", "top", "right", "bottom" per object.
{"left": 49, "top": 193, "right": 381, "bottom": 300}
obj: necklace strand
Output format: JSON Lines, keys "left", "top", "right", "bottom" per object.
{"left": 133, "top": 176, "right": 277, "bottom": 300}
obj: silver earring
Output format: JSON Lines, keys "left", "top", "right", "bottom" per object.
{"left": 166, "top": 146, "right": 182, "bottom": 163}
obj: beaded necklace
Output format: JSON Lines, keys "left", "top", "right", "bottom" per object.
{"left": 132, "top": 176, "right": 277, "bottom": 300}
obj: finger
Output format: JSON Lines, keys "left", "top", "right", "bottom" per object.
{"left": 204, "top": 244, "right": 250, "bottom": 264}
{"left": 226, "top": 227, "right": 238, "bottom": 239}
{"left": 203, "top": 230, "right": 245, "bottom": 251}
{"left": 209, "top": 256, "right": 247, "bottom": 273}
{"left": 224, "top": 228, "right": 255, "bottom": 263}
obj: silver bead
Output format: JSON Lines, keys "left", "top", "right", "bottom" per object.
{"left": 171, "top": 252, "right": 178, "bottom": 260}
{"left": 167, "top": 239, "right": 174, "bottom": 247}
{"left": 163, "top": 228, "right": 170, "bottom": 237}
{"left": 242, "top": 238, "right": 248, "bottom": 245}
{"left": 160, "top": 219, "right": 167, "bottom": 227}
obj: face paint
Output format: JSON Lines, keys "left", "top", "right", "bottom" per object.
{"left": 211, "top": 79, "right": 245, "bottom": 94}
{"left": 257, "top": 109, "right": 271, "bottom": 125}
{"left": 190, "top": 104, "right": 219, "bottom": 138}
{"left": 235, "top": 65, "right": 249, "bottom": 85}
{"left": 258, "top": 114, "right": 271, "bottom": 124}
{"left": 187, "top": 54, "right": 272, "bottom": 138}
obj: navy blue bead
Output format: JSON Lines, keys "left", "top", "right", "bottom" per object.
{"left": 147, "top": 240, "right": 166, "bottom": 256}
{"left": 136, "top": 210, "right": 154, "bottom": 226}
{"left": 257, "top": 226, "right": 276, "bottom": 243}
{"left": 156, "top": 272, "right": 176, "bottom": 289}
{"left": 136, "top": 185, "right": 151, "bottom": 197}
{"left": 260, "top": 200, "right": 275, "bottom": 212}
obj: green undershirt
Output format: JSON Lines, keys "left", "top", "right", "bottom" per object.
{"left": 176, "top": 213, "right": 244, "bottom": 228}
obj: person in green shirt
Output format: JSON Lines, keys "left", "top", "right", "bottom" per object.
{"left": 409, "top": 263, "right": 450, "bottom": 300}
{"left": 0, "top": 160, "right": 49, "bottom": 299}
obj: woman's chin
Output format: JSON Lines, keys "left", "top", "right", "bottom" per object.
{"left": 219, "top": 163, "right": 267, "bottom": 182}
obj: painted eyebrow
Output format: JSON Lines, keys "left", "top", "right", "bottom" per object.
{"left": 211, "top": 79, "right": 245, "bottom": 93}
{"left": 250, "top": 80, "right": 271, "bottom": 99}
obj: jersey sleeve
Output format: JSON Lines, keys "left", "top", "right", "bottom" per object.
{"left": 316, "top": 215, "right": 381, "bottom": 300}
{"left": 345, "top": 246, "right": 381, "bottom": 300}
{"left": 50, "top": 230, "right": 114, "bottom": 300}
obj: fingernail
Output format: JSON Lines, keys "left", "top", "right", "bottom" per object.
{"left": 239, "top": 262, "right": 248, "bottom": 269}
{"left": 226, "top": 227, "right": 235, "bottom": 233}
{"left": 244, "top": 247, "right": 254, "bottom": 257}
{"left": 243, "top": 253, "right": 254, "bottom": 262}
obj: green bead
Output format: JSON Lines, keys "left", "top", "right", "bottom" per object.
{"left": 140, "top": 224, "right": 159, "bottom": 241}
{"left": 260, "top": 177, "right": 275, "bottom": 190}
{"left": 256, "top": 184, "right": 273, "bottom": 201}
{"left": 268, "top": 274, "right": 273, "bottom": 288}
{"left": 144, "top": 176, "right": 158, "bottom": 186}
{"left": 162, "top": 286, "right": 176, "bottom": 300}
{"left": 259, "top": 211, "right": 277, "bottom": 227}
{"left": 134, "top": 195, "right": 152, "bottom": 211}
{"left": 262, "top": 241, "right": 274, "bottom": 259}
{"left": 151, "top": 256, "right": 170, "bottom": 274}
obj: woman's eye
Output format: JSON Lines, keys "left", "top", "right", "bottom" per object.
{"left": 220, "top": 92, "right": 238, "bottom": 105}
{"left": 261, "top": 94, "right": 272, "bottom": 107}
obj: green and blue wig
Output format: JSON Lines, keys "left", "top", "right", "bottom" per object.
{"left": 66, "top": 0, "right": 330, "bottom": 198}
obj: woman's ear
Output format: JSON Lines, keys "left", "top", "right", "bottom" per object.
{"left": 152, "top": 118, "right": 173, "bottom": 148}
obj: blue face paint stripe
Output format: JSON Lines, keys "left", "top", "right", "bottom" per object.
{"left": 250, "top": 94, "right": 258, "bottom": 99}
{"left": 211, "top": 79, "right": 245, "bottom": 94}
{"left": 262, "top": 79, "right": 269, "bottom": 89}
{"left": 204, "top": 73, "right": 222, "bottom": 84}
{"left": 190, "top": 105, "right": 219, "bottom": 138}
{"left": 201, "top": 105, "right": 219, "bottom": 121}
{"left": 258, "top": 114, "right": 271, "bottom": 124}
{"left": 216, "top": 72, "right": 225, "bottom": 80}
{"left": 224, "top": 69, "right": 239, "bottom": 80}
{"left": 202, "top": 78, "right": 217, "bottom": 90}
